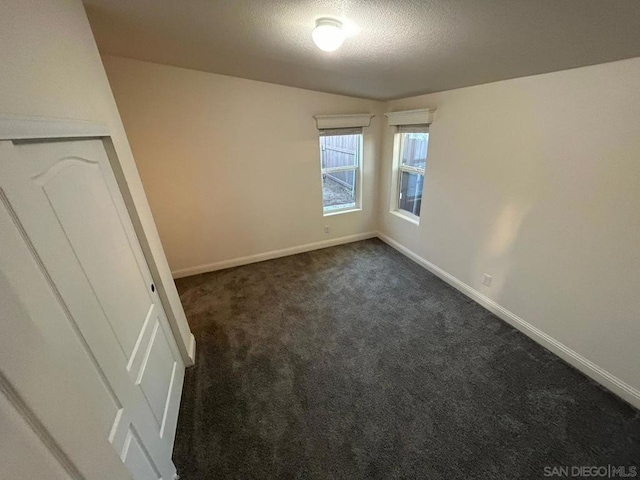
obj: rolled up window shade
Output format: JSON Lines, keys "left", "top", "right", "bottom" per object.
{"left": 319, "top": 127, "right": 363, "bottom": 136}
{"left": 397, "top": 124, "right": 429, "bottom": 134}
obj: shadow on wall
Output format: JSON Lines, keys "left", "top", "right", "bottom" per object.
{"left": 474, "top": 188, "right": 640, "bottom": 392}
{"left": 476, "top": 200, "right": 533, "bottom": 300}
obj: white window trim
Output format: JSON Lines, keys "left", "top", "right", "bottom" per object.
{"left": 390, "top": 209, "right": 420, "bottom": 225}
{"left": 384, "top": 108, "right": 436, "bottom": 126}
{"left": 313, "top": 113, "right": 374, "bottom": 130}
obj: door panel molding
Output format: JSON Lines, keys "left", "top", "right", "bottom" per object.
{"left": 0, "top": 114, "right": 194, "bottom": 367}
{"left": 0, "top": 187, "right": 123, "bottom": 423}
{"left": 128, "top": 305, "right": 157, "bottom": 374}
{"left": 0, "top": 165, "right": 132, "bottom": 478}
{"left": 0, "top": 370, "right": 84, "bottom": 480}
{"left": 38, "top": 157, "right": 154, "bottom": 358}
{"left": 31, "top": 156, "right": 99, "bottom": 185}
{"left": 0, "top": 133, "right": 185, "bottom": 479}
{"left": 121, "top": 426, "right": 162, "bottom": 480}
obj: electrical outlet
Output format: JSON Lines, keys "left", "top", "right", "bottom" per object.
{"left": 482, "top": 274, "right": 492, "bottom": 287}
{"left": 324, "top": 225, "right": 330, "bottom": 234}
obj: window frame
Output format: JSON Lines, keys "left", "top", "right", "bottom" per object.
{"left": 392, "top": 125, "right": 429, "bottom": 223}
{"left": 319, "top": 128, "right": 363, "bottom": 216}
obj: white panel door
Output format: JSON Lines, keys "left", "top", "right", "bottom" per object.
{"left": 0, "top": 388, "right": 73, "bottom": 480}
{"left": 0, "top": 138, "right": 185, "bottom": 480}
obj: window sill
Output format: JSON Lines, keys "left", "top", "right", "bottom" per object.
{"left": 390, "top": 209, "right": 420, "bottom": 225}
{"left": 323, "top": 207, "right": 362, "bottom": 217}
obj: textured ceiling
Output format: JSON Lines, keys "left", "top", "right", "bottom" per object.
{"left": 83, "top": 0, "right": 640, "bottom": 100}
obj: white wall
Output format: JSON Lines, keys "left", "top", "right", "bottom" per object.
{"left": 0, "top": 0, "right": 193, "bottom": 364}
{"left": 102, "top": 51, "right": 639, "bottom": 407}
{"left": 102, "top": 55, "right": 382, "bottom": 277}
{"left": 378, "top": 58, "right": 640, "bottom": 404}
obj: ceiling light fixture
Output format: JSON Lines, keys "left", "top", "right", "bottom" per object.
{"left": 312, "top": 18, "right": 345, "bottom": 52}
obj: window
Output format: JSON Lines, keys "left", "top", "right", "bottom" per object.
{"left": 396, "top": 125, "right": 429, "bottom": 218}
{"left": 319, "top": 127, "right": 362, "bottom": 214}
{"left": 385, "top": 108, "right": 435, "bottom": 222}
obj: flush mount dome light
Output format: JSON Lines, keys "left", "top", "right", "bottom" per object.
{"left": 312, "top": 18, "right": 345, "bottom": 52}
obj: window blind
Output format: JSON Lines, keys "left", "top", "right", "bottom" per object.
{"left": 319, "top": 127, "right": 363, "bottom": 136}
{"left": 397, "top": 124, "right": 429, "bottom": 134}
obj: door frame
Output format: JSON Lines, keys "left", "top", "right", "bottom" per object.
{"left": 0, "top": 114, "right": 194, "bottom": 367}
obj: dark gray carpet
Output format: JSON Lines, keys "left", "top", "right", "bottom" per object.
{"left": 173, "top": 239, "right": 639, "bottom": 479}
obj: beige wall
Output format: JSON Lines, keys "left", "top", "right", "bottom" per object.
{"left": 378, "top": 58, "right": 640, "bottom": 401}
{"left": 0, "top": 0, "right": 193, "bottom": 363}
{"left": 102, "top": 55, "right": 382, "bottom": 276}
{"left": 102, "top": 51, "right": 639, "bottom": 406}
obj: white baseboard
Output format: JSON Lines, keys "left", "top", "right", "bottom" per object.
{"left": 187, "top": 333, "right": 196, "bottom": 367}
{"left": 171, "top": 232, "right": 378, "bottom": 279}
{"left": 377, "top": 232, "right": 640, "bottom": 410}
